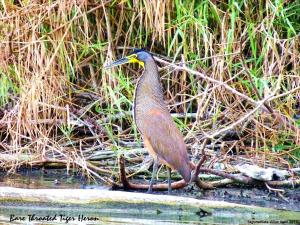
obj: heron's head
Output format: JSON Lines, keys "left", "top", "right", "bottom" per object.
{"left": 104, "top": 49, "right": 152, "bottom": 69}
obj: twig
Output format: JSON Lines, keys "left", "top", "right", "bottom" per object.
{"left": 265, "top": 183, "right": 288, "bottom": 203}
{"left": 209, "top": 178, "right": 235, "bottom": 188}
{"left": 119, "top": 154, "right": 130, "bottom": 189}
{"left": 192, "top": 139, "right": 208, "bottom": 182}
{"left": 192, "top": 139, "right": 214, "bottom": 190}
{"left": 199, "top": 168, "right": 255, "bottom": 184}
{"left": 103, "top": 112, "right": 197, "bottom": 123}
{"left": 206, "top": 95, "right": 273, "bottom": 139}
{"left": 154, "top": 57, "right": 259, "bottom": 107}
{"left": 265, "top": 183, "right": 285, "bottom": 193}
{"left": 291, "top": 168, "right": 300, "bottom": 174}
{"left": 266, "top": 179, "right": 300, "bottom": 187}
{"left": 155, "top": 56, "right": 300, "bottom": 137}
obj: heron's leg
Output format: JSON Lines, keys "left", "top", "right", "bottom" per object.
{"left": 147, "top": 158, "right": 158, "bottom": 193}
{"left": 167, "top": 167, "right": 172, "bottom": 194}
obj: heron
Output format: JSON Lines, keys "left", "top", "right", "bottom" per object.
{"left": 105, "top": 49, "right": 193, "bottom": 193}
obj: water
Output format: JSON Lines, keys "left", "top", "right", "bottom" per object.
{"left": 1, "top": 200, "right": 299, "bottom": 225}
{"left": 0, "top": 168, "right": 299, "bottom": 225}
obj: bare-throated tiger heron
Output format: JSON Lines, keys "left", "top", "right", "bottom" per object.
{"left": 105, "top": 49, "right": 193, "bottom": 193}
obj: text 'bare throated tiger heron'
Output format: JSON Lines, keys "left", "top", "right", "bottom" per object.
{"left": 105, "top": 49, "right": 193, "bottom": 193}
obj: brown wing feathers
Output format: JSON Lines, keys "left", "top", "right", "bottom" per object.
{"left": 141, "top": 109, "right": 191, "bottom": 182}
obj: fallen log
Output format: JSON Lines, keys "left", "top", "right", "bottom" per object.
{"left": 0, "top": 186, "right": 299, "bottom": 225}
{"left": 0, "top": 187, "right": 298, "bottom": 218}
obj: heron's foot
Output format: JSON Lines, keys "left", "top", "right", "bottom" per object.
{"left": 147, "top": 187, "right": 153, "bottom": 194}
{"left": 147, "top": 159, "right": 158, "bottom": 194}
{"left": 167, "top": 182, "right": 172, "bottom": 194}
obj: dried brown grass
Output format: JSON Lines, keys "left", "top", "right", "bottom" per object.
{"left": 0, "top": 1, "right": 299, "bottom": 178}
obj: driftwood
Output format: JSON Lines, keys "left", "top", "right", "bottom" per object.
{"left": 235, "top": 164, "right": 290, "bottom": 181}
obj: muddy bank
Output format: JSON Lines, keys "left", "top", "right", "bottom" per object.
{"left": 178, "top": 185, "right": 300, "bottom": 212}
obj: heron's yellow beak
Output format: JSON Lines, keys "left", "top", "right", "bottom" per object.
{"left": 104, "top": 54, "right": 144, "bottom": 69}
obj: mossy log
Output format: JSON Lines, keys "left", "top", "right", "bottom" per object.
{"left": 0, "top": 187, "right": 299, "bottom": 222}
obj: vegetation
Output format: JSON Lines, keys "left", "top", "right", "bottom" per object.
{"left": 0, "top": 0, "right": 299, "bottom": 185}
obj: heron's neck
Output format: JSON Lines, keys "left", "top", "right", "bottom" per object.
{"left": 139, "top": 58, "right": 164, "bottom": 101}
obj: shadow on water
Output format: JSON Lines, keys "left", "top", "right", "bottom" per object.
{"left": 0, "top": 168, "right": 299, "bottom": 224}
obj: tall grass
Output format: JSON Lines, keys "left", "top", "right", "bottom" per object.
{"left": 0, "top": 0, "right": 299, "bottom": 174}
